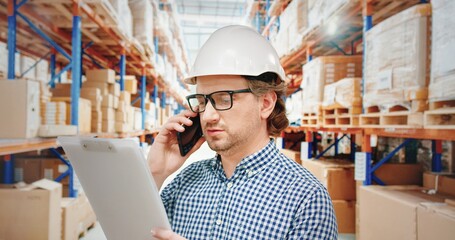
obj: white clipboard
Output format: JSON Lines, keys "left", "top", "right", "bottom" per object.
{"left": 58, "top": 136, "right": 171, "bottom": 240}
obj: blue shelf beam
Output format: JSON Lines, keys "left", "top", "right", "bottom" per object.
{"left": 141, "top": 68, "right": 146, "bottom": 130}
{"left": 2, "top": 155, "right": 14, "bottom": 184}
{"left": 7, "top": 0, "right": 17, "bottom": 80}
{"left": 71, "top": 4, "right": 82, "bottom": 128}
{"left": 50, "top": 148, "right": 76, "bottom": 197}
{"left": 50, "top": 48, "right": 56, "bottom": 88}
{"left": 432, "top": 140, "right": 443, "bottom": 172}
{"left": 315, "top": 134, "right": 348, "bottom": 159}
{"left": 119, "top": 49, "right": 126, "bottom": 91}
{"left": 364, "top": 138, "right": 412, "bottom": 185}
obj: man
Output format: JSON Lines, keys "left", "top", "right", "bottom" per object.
{"left": 148, "top": 25, "right": 337, "bottom": 239}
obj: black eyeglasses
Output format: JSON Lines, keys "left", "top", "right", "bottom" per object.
{"left": 186, "top": 89, "right": 252, "bottom": 113}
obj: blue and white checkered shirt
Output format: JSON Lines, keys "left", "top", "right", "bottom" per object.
{"left": 161, "top": 140, "right": 338, "bottom": 239}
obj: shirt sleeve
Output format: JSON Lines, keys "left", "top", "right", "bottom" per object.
{"left": 160, "top": 173, "right": 181, "bottom": 225}
{"left": 287, "top": 188, "right": 338, "bottom": 240}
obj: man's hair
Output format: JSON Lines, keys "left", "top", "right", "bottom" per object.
{"left": 243, "top": 72, "right": 289, "bottom": 136}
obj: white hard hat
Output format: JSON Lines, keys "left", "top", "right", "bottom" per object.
{"left": 184, "top": 25, "right": 286, "bottom": 84}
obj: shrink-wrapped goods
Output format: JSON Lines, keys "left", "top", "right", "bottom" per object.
{"left": 364, "top": 4, "right": 431, "bottom": 111}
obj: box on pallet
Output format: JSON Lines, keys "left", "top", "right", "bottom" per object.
{"left": 129, "top": 0, "right": 154, "bottom": 49}
{"left": 363, "top": 4, "right": 431, "bottom": 112}
{"left": 322, "top": 78, "right": 362, "bottom": 109}
{"left": 51, "top": 97, "right": 92, "bottom": 134}
{"left": 85, "top": 69, "right": 115, "bottom": 83}
{"left": 300, "top": 55, "right": 362, "bottom": 114}
{"left": 429, "top": 0, "right": 455, "bottom": 102}
{"left": 0, "top": 179, "right": 62, "bottom": 240}
{"left": 109, "top": 82, "right": 120, "bottom": 97}
{"left": 0, "top": 79, "right": 40, "bottom": 138}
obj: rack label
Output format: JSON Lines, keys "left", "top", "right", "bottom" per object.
{"left": 355, "top": 152, "right": 367, "bottom": 181}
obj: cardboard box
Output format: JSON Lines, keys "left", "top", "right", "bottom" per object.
{"left": 109, "top": 82, "right": 120, "bottom": 97}
{"left": 301, "top": 159, "right": 356, "bottom": 200}
{"left": 41, "top": 158, "right": 69, "bottom": 185}
{"left": 423, "top": 172, "right": 455, "bottom": 196}
{"left": 80, "top": 87, "right": 102, "bottom": 103}
{"left": 102, "top": 94, "right": 114, "bottom": 108}
{"left": 102, "top": 107, "right": 115, "bottom": 121}
{"left": 115, "top": 122, "right": 129, "bottom": 133}
{"left": 358, "top": 185, "right": 449, "bottom": 240}
{"left": 0, "top": 79, "right": 40, "bottom": 138}
{"left": 38, "top": 124, "right": 78, "bottom": 137}
{"left": 82, "top": 82, "right": 109, "bottom": 95}
{"left": 61, "top": 194, "right": 97, "bottom": 240}
{"left": 14, "top": 158, "right": 42, "bottom": 183}
{"left": 333, "top": 200, "right": 356, "bottom": 234}
{"left": 113, "top": 96, "right": 119, "bottom": 109}
{"left": 375, "top": 163, "right": 423, "bottom": 186}
{"left": 119, "top": 91, "right": 131, "bottom": 103}
{"left": 0, "top": 179, "right": 62, "bottom": 240}
{"left": 280, "top": 149, "right": 301, "bottom": 164}
{"left": 125, "top": 76, "right": 138, "bottom": 94}
{"left": 102, "top": 120, "right": 115, "bottom": 133}
{"left": 51, "top": 97, "right": 92, "bottom": 134}
{"left": 85, "top": 69, "right": 115, "bottom": 83}
{"left": 417, "top": 202, "right": 455, "bottom": 240}
{"left": 115, "top": 110, "right": 128, "bottom": 122}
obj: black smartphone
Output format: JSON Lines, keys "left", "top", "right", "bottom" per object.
{"left": 176, "top": 115, "right": 203, "bottom": 156}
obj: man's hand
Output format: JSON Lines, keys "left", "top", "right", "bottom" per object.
{"left": 151, "top": 228, "right": 187, "bottom": 240}
{"left": 147, "top": 110, "right": 205, "bottom": 189}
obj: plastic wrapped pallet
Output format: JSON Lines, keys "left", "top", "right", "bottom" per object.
{"left": 308, "top": 0, "right": 325, "bottom": 31}
{"left": 429, "top": 0, "right": 455, "bottom": 102}
{"left": 323, "top": 0, "right": 355, "bottom": 21}
{"left": 300, "top": 56, "right": 362, "bottom": 114}
{"left": 129, "top": 0, "right": 154, "bottom": 50}
{"left": 364, "top": 4, "right": 431, "bottom": 111}
{"left": 322, "top": 78, "right": 361, "bottom": 109}
{"left": 109, "top": 0, "right": 132, "bottom": 39}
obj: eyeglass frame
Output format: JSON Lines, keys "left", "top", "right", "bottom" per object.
{"left": 186, "top": 88, "right": 252, "bottom": 113}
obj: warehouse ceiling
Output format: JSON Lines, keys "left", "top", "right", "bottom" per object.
{"left": 174, "top": 0, "right": 249, "bottom": 65}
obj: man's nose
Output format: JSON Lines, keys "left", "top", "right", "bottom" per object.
{"left": 201, "top": 99, "right": 220, "bottom": 123}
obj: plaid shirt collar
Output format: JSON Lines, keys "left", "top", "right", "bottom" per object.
{"left": 210, "top": 139, "right": 278, "bottom": 180}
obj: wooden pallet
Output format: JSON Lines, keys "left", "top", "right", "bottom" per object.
{"left": 322, "top": 106, "right": 361, "bottom": 127}
{"left": 429, "top": 100, "right": 455, "bottom": 110}
{"left": 301, "top": 110, "right": 323, "bottom": 127}
{"left": 424, "top": 107, "right": 455, "bottom": 129}
{"left": 360, "top": 111, "right": 423, "bottom": 128}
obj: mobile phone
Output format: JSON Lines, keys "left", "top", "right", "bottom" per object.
{"left": 176, "top": 115, "right": 203, "bottom": 156}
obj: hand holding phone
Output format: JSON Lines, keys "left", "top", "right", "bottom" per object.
{"left": 176, "top": 115, "right": 203, "bottom": 156}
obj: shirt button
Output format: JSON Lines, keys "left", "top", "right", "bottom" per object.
{"left": 227, "top": 182, "right": 233, "bottom": 189}
{"left": 216, "top": 219, "right": 222, "bottom": 225}
{"left": 248, "top": 170, "right": 254, "bottom": 177}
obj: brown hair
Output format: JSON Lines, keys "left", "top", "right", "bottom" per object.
{"left": 244, "top": 72, "right": 289, "bottom": 136}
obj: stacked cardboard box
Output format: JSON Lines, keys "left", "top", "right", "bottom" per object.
{"left": 61, "top": 193, "right": 97, "bottom": 240}
{"left": 300, "top": 56, "right": 363, "bottom": 115}
{"left": 0, "top": 79, "right": 40, "bottom": 138}
{"left": 358, "top": 185, "right": 455, "bottom": 240}
{"left": 301, "top": 159, "right": 356, "bottom": 233}
{"left": 0, "top": 179, "right": 62, "bottom": 240}
{"left": 363, "top": 4, "right": 431, "bottom": 111}
{"left": 85, "top": 69, "right": 118, "bottom": 133}
{"left": 51, "top": 97, "right": 92, "bottom": 134}
{"left": 40, "top": 101, "right": 67, "bottom": 125}
{"left": 115, "top": 91, "right": 134, "bottom": 133}
{"left": 80, "top": 88, "right": 103, "bottom": 133}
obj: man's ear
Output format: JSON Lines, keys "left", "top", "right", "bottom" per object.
{"left": 260, "top": 91, "right": 277, "bottom": 119}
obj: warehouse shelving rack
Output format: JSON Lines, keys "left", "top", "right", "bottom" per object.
{"left": 260, "top": 0, "right": 452, "bottom": 186}
{"left": 0, "top": 0, "right": 188, "bottom": 196}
